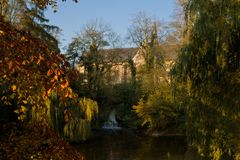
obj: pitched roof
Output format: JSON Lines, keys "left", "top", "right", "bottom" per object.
{"left": 81, "top": 45, "right": 177, "bottom": 64}
{"left": 98, "top": 48, "right": 138, "bottom": 63}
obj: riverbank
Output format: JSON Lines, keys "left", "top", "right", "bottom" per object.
{"left": 0, "top": 123, "right": 85, "bottom": 160}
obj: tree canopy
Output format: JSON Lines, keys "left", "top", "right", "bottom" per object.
{"left": 173, "top": 0, "right": 240, "bottom": 159}
{"left": 0, "top": 17, "right": 74, "bottom": 121}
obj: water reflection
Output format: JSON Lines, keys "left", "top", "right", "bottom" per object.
{"left": 74, "top": 130, "right": 188, "bottom": 160}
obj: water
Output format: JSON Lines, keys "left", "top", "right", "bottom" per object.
{"left": 74, "top": 130, "right": 188, "bottom": 160}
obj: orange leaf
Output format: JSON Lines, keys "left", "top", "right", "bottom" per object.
{"left": 47, "top": 70, "right": 52, "bottom": 76}
{"left": 11, "top": 85, "right": 17, "bottom": 92}
{"left": 65, "top": 91, "right": 69, "bottom": 98}
{"left": 54, "top": 69, "right": 61, "bottom": 76}
{"left": 20, "top": 36, "right": 26, "bottom": 41}
{"left": 0, "top": 30, "right": 5, "bottom": 35}
{"left": 47, "top": 89, "right": 52, "bottom": 96}
{"left": 67, "top": 88, "right": 73, "bottom": 98}
{"left": 8, "top": 61, "right": 13, "bottom": 70}
{"left": 51, "top": 78, "right": 55, "bottom": 83}
{"left": 61, "top": 80, "right": 69, "bottom": 89}
{"left": 30, "top": 56, "right": 34, "bottom": 62}
{"left": 39, "top": 55, "right": 45, "bottom": 61}
{"left": 36, "top": 59, "right": 41, "bottom": 65}
{"left": 53, "top": 75, "right": 58, "bottom": 81}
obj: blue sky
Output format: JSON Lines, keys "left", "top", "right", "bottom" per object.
{"left": 45, "top": 0, "right": 177, "bottom": 52}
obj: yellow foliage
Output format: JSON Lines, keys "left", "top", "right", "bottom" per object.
{"left": 63, "top": 97, "right": 98, "bottom": 142}
{"left": 210, "top": 144, "right": 223, "bottom": 160}
{"left": 79, "top": 97, "right": 98, "bottom": 122}
{"left": 64, "top": 119, "right": 91, "bottom": 142}
{"left": 21, "top": 105, "right": 26, "bottom": 112}
{"left": 235, "top": 154, "right": 240, "bottom": 160}
{"left": 133, "top": 89, "right": 176, "bottom": 130}
{"left": 23, "top": 100, "right": 28, "bottom": 104}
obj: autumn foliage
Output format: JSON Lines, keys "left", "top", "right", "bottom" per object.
{"left": 0, "top": 123, "right": 85, "bottom": 160}
{"left": 0, "top": 16, "right": 75, "bottom": 121}
{"left": 0, "top": 16, "right": 86, "bottom": 159}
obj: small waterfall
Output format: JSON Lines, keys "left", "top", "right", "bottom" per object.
{"left": 102, "top": 109, "right": 121, "bottom": 130}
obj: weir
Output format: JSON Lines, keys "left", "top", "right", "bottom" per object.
{"left": 102, "top": 109, "right": 121, "bottom": 130}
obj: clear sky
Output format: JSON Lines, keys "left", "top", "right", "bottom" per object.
{"left": 45, "top": 0, "right": 177, "bottom": 52}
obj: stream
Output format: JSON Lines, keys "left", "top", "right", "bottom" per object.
{"left": 74, "top": 130, "right": 188, "bottom": 160}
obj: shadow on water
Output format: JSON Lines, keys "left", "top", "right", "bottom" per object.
{"left": 73, "top": 129, "right": 197, "bottom": 160}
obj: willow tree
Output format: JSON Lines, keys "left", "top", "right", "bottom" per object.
{"left": 173, "top": 0, "right": 240, "bottom": 159}
{"left": 64, "top": 97, "right": 98, "bottom": 142}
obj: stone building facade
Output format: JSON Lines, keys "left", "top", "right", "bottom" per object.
{"left": 76, "top": 45, "right": 176, "bottom": 84}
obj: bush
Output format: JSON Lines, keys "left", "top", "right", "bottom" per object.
{"left": 133, "top": 89, "right": 177, "bottom": 130}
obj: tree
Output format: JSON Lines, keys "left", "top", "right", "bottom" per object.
{"left": 67, "top": 20, "right": 121, "bottom": 99}
{"left": 64, "top": 97, "right": 98, "bottom": 142}
{"left": 13, "top": 0, "right": 79, "bottom": 10}
{"left": 127, "top": 12, "right": 166, "bottom": 95}
{"left": 65, "top": 37, "right": 83, "bottom": 69}
{"left": 0, "top": 0, "right": 21, "bottom": 23}
{"left": 127, "top": 12, "right": 165, "bottom": 47}
{"left": 0, "top": 17, "right": 74, "bottom": 122}
{"left": 127, "top": 13, "right": 180, "bottom": 131}
{"left": 173, "top": 0, "right": 240, "bottom": 159}
{"left": 166, "top": 0, "right": 186, "bottom": 46}
{"left": 0, "top": 0, "right": 61, "bottom": 52}
{"left": 133, "top": 83, "right": 176, "bottom": 130}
